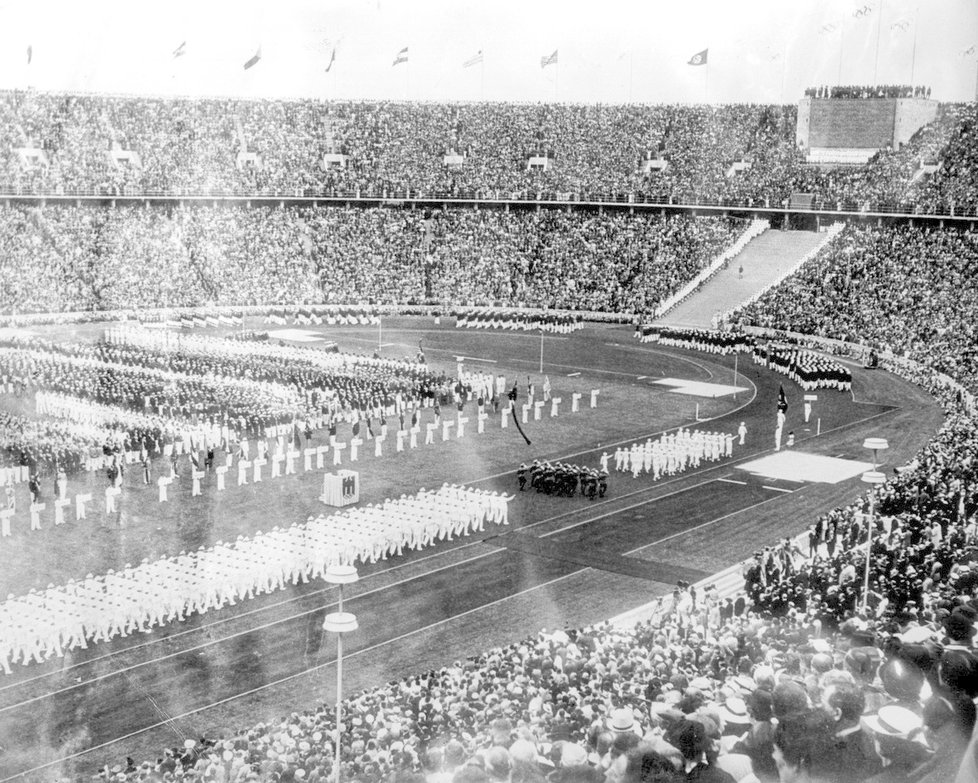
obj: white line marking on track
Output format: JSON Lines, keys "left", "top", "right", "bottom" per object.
{"left": 717, "top": 478, "right": 747, "bottom": 485}
{"left": 624, "top": 487, "right": 808, "bottom": 555}
{"left": 602, "top": 343, "right": 715, "bottom": 380}
{"left": 567, "top": 372, "right": 581, "bottom": 377}
{"left": 537, "top": 473, "right": 738, "bottom": 538}
{"left": 0, "top": 570, "right": 578, "bottom": 780}
{"left": 636, "top": 375, "right": 648, "bottom": 380}
{"left": 0, "top": 545, "right": 503, "bottom": 714}
{"left": 762, "top": 485, "right": 795, "bottom": 493}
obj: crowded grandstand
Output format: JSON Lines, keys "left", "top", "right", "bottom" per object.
{"left": 2, "top": 2, "right": 978, "bottom": 782}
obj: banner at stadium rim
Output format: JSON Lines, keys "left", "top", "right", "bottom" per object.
{"left": 392, "top": 46, "right": 409, "bottom": 66}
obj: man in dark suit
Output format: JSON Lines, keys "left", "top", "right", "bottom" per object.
{"left": 821, "top": 681, "right": 882, "bottom": 783}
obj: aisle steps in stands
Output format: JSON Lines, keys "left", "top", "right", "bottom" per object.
{"left": 610, "top": 529, "right": 809, "bottom": 629}
{"left": 655, "top": 230, "right": 829, "bottom": 330}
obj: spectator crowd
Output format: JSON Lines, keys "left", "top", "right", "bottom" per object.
{"left": 0, "top": 204, "right": 746, "bottom": 316}
{"left": 804, "top": 85, "right": 932, "bottom": 100}
{"left": 1, "top": 91, "right": 976, "bottom": 213}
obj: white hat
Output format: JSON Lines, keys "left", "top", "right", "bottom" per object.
{"left": 718, "top": 696, "right": 751, "bottom": 727}
{"left": 863, "top": 705, "right": 924, "bottom": 738}
{"left": 609, "top": 707, "right": 636, "bottom": 733}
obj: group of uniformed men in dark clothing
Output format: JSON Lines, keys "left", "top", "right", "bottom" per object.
{"left": 516, "top": 460, "right": 607, "bottom": 499}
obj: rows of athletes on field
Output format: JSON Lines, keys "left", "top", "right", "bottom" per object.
{"left": 0, "top": 329, "right": 550, "bottom": 666}
{"left": 0, "top": 484, "right": 513, "bottom": 674}
{"left": 636, "top": 327, "right": 853, "bottom": 392}
{"left": 0, "top": 206, "right": 744, "bottom": 316}
{"left": 0, "top": 328, "right": 466, "bottom": 469}
{"left": 2, "top": 94, "right": 976, "bottom": 212}
{"left": 0, "top": 334, "right": 546, "bottom": 543}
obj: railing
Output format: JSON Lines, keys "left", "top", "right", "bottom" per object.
{"left": 0, "top": 303, "right": 638, "bottom": 328}
{"left": 0, "top": 183, "right": 975, "bottom": 219}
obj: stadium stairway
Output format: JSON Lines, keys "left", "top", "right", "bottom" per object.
{"left": 655, "top": 229, "right": 830, "bottom": 329}
{"left": 609, "top": 530, "right": 810, "bottom": 629}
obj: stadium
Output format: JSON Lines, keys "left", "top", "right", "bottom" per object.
{"left": 1, "top": 1, "right": 977, "bottom": 781}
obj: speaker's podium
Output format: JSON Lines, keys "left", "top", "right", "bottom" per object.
{"left": 320, "top": 470, "right": 360, "bottom": 507}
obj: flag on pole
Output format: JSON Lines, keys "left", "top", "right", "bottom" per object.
{"left": 540, "top": 49, "right": 558, "bottom": 69}
{"left": 463, "top": 50, "right": 483, "bottom": 68}
{"left": 392, "top": 46, "right": 409, "bottom": 66}
{"left": 325, "top": 47, "right": 336, "bottom": 72}
{"left": 687, "top": 48, "right": 708, "bottom": 66}
{"left": 243, "top": 47, "right": 262, "bottom": 70}
{"left": 172, "top": 41, "right": 186, "bottom": 58}
{"left": 26, "top": 45, "right": 32, "bottom": 65}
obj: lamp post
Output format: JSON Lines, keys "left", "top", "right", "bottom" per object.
{"left": 859, "top": 470, "right": 886, "bottom": 615}
{"left": 863, "top": 437, "right": 889, "bottom": 473}
{"left": 324, "top": 564, "right": 359, "bottom": 783}
{"left": 860, "top": 436, "right": 889, "bottom": 616}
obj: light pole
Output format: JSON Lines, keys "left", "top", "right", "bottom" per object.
{"left": 860, "top": 437, "right": 888, "bottom": 616}
{"left": 863, "top": 437, "right": 889, "bottom": 473}
{"left": 323, "top": 564, "right": 359, "bottom": 783}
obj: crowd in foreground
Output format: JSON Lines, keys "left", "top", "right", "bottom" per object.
{"left": 92, "top": 540, "right": 978, "bottom": 783}
{"left": 1, "top": 91, "right": 977, "bottom": 212}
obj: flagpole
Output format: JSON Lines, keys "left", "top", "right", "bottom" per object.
{"left": 704, "top": 62, "right": 709, "bottom": 104}
{"left": 481, "top": 57, "right": 485, "bottom": 100}
{"left": 554, "top": 60, "right": 559, "bottom": 101}
{"left": 629, "top": 51, "right": 634, "bottom": 102}
{"left": 780, "top": 41, "right": 788, "bottom": 104}
{"left": 909, "top": 6, "right": 919, "bottom": 86}
{"left": 873, "top": 0, "right": 884, "bottom": 85}
{"left": 838, "top": 21, "right": 845, "bottom": 85}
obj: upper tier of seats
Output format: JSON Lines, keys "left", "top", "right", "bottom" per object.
{"left": 1, "top": 93, "right": 975, "bottom": 212}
